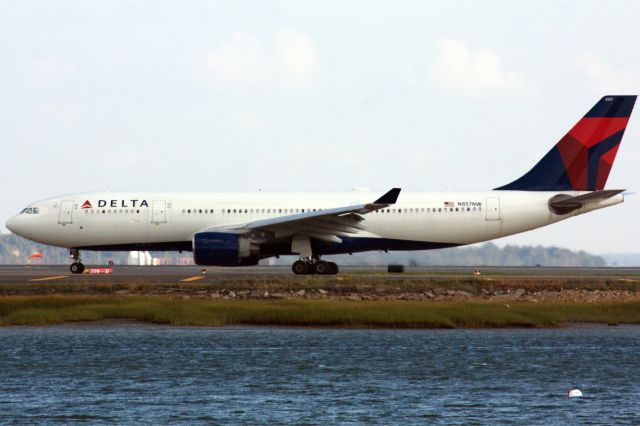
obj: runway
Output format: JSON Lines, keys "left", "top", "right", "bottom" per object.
{"left": 0, "top": 264, "right": 639, "bottom": 285}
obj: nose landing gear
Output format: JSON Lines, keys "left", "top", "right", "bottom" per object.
{"left": 292, "top": 258, "right": 339, "bottom": 275}
{"left": 70, "top": 249, "right": 85, "bottom": 274}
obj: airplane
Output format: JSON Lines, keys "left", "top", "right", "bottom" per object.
{"left": 5, "top": 95, "right": 636, "bottom": 275}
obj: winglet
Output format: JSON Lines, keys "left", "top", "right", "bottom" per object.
{"left": 374, "top": 188, "right": 401, "bottom": 204}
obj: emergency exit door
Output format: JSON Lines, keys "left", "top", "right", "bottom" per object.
{"left": 58, "top": 200, "right": 74, "bottom": 224}
{"left": 485, "top": 197, "right": 501, "bottom": 221}
{"left": 151, "top": 200, "right": 167, "bottom": 223}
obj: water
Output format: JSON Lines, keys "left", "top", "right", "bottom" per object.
{"left": 1, "top": 324, "right": 639, "bottom": 424}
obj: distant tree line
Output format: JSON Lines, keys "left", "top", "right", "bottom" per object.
{"left": 0, "top": 233, "right": 605, "bottom": 267}
{"left": 323, "top": 242, "right": 606, "bottom": 267}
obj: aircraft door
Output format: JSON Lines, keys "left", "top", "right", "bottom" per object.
{"left": 485, "top": 197, "right": 501, "bottom": 221}
{"left": 58, "top": 200, "right": 74, "bottom": 224}
{"left": 151, "top": 200, "right": 167, "bottom": 224}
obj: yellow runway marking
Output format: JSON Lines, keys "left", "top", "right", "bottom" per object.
{"left": 181, "top": 276, "right": 205, "bottom": 282}
{"left": 29, "top": 275, "right": 68, "bottom": 282}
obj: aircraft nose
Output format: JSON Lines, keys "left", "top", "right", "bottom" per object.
{"left": 5, "top": 215, "right": 22, "bottom": 236}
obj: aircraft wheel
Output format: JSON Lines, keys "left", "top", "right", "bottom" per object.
{"left": 70, "top": 262, "right": 85, "bottom": 274}
{"left": 327, "top": 262, "right": 339, "bottom": 275}
{"left": 292, "top": 260, "right": 308, "bottom": 275}
{"left": 314, "top": 261, "right": 328, "bottom": 275}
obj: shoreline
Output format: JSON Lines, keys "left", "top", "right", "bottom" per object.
{"left": 3, "top": 318, "right": 638, "bottom": 330}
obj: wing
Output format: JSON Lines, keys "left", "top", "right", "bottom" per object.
{"left": 202, "top": 188, "right": 401, "bottom": 244}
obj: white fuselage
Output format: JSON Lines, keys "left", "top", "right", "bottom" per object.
{"left": 5, "top": 190, "right": 622, "bottom": 256}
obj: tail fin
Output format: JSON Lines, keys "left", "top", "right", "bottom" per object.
{"left": 496, "top": 95, "right": 636, "bottom": 191}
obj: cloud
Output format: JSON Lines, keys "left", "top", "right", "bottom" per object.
{"left": 201, "top": 33, "right": 272, "bottom": 89}
{"left": 578, "top": 52, "right": 634, "bottom": 93}
{"left": 198, "top": 29, "right": 318, "bottom": 90}
{"left": 276, "top": 29, "right": 318, "bottom": 87}
{"left": 24, "top": 57, "right": 78, "bottom": 87}
{"left": 229, "top": 108, "right": 265, "bottom": 131}
{"left": 428, "top": 39, "right": 525, "bottom": 96}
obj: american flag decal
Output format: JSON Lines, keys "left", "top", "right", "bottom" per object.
{"left": 444, "top": 201, "right": 454, "bottom": 208}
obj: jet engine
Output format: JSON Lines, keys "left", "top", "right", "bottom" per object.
{"left": 192, "top": 232, "right": 259, "bottom": 266}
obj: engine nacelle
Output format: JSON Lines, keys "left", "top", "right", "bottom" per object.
{"left": 192, "top": 232, "right": 259, "bottom": 266}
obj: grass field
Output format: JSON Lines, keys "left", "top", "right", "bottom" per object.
{"left": 1, "top": 296, "right": 640, "bottom": 328}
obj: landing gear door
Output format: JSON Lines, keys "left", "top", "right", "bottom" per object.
{"left": 485, "top": 197, "right": 501, "bottom": 221}
{"left": 151, "top": 200, "right": 167, "bottom": 224}
{"left": 58, "top": 200, "right": 74, "bottom": 224}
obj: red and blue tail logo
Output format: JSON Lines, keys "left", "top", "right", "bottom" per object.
{"left": 497, "top": 95, "right": 636, "bottom": 191}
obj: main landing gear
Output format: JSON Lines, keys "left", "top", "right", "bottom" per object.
{"left": 292, "top": 258, "right": 339, "bottom": 275}
{"left": 70, "top": 249, "right": 85, "bottom": 274}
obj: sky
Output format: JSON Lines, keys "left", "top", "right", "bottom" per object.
{"left": 1, "top": 0, "right": 639, "bottom": 253}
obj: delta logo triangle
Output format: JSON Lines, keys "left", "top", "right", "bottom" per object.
{"left": 81, "top": 200, "right": 93, "bottom": 209}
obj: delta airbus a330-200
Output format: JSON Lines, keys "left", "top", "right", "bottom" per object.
{"left": 6, "top": 96, "right": 635, "bottom": 275}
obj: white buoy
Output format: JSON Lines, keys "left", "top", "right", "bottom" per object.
{"left": 568, "top": 388, "right": 583, "bottom": 398}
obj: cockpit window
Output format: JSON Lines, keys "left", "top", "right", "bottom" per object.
{"left": 20, "top": 207, "right": 40, "bottom": 215}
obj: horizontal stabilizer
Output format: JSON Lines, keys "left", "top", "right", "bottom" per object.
{"left": 549, "top": 189, "right": 624, "bottom": 214}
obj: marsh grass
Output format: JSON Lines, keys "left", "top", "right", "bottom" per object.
{"left": 1, "top": 296, "right": 640, "bottom": 327}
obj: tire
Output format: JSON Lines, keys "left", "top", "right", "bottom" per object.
{"left": 327, "top": 262, "right": 339, "bottom": 275}
{"left": 292, "top": 260, "right": 308, "bottom": 275}
{"left": 314, "top": 261, "right": 328, "bottom": 275}
{"left": 70, "top": 263, "right": 83, "bottom": 274}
